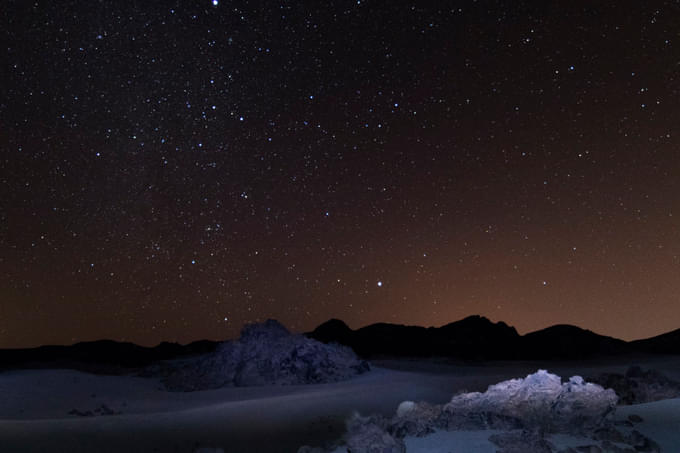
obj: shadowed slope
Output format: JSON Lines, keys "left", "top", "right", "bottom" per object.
{"left": 630, "top": 328, "right": 680, "bottom": 354}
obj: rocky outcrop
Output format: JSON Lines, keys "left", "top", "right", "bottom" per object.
{"left": 588, "top": 365, "right": 680, "bottom": 405}
{"left": 440, "top": 370, "right": 617, "bottom": 432}
{"left": 300, "top": 370, "right": 654, "bottom": 453}
{"left": 154, "top": 320, "right": 370, "bottom": 391}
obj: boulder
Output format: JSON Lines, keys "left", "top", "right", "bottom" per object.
{"left": 157, "top": 319, "right": 370, "bottom": 391}
{"left": 552, "top": 376, "right": 618, "bottom": 431}
{"left": 488, "top": 429, "right": 555, "bottom": 453}
{"left": 441, "top": 370, "right": 617, "bottom": 432}
{"left": 389, "top": 401, "right": 441, "bottom": 437}
{"left": 345, "top": 413, "right": 405, "bottom": 453}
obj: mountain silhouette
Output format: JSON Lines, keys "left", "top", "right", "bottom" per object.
{"left": 2, "top": 316, "right": 679, "bottom": 372}
{"left": 310, "top": 315, "right": 522, "bottom": 359}
{"left": 520, "top": 324, "right": 628, "bottom": 359}
{"left": 630, "top": 327, "right": 680, "bottom": 355}
{"left": 308, "top": 316, "right": 671, "bottom": 360}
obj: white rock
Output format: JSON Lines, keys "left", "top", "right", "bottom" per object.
{"left": 396, "top": 401, "right": 416, "bottom": 417}
{"left": 443, "top": 370, "right": 617, "bottom": 432}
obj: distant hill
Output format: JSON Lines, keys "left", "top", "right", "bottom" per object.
{"left": 520, "top": 324, "right": 628, "bottom": 359}
{"left": 435, "top": 316, "right": 520, "bottom": 359}
{"left": 308, "top": 316, "right": 677, "bottom": 360}
{"left": 0, "top": 339, "right": 218, "bottom": 374}
{"left": 630, "top": 328, "right": 680, "bottom": 355}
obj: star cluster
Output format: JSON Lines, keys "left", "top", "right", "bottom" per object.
{"left": 2, "top": 0, "right": 680, "bottom": 347}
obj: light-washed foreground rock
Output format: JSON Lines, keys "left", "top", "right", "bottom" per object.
{"left": 299, "top": 370, "right": 661, "bottom": 453}
{"left": 441, "top": 369, "right": 617, "bottom": 432}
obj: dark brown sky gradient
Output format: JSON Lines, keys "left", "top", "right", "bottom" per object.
{"left": 2, "top": 0, "right": 680, "bottom": 347}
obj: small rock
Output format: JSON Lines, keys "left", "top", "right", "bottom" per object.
{"left": 626, "top": 430, "right": 661, "bottom": 452}
{"left": 627, "top": 414, "right": 643, "bottom": 423}
{"left": 67, "top": 409, "right": 94, "bottom": 417}
{"left": 395, "top": 401, "right": 415, "bottom": 417}
{"left": 488, "top": 430, "right": 555, "bottom": 453}
{"left": 297, "top": 447, "right": 327, "bottom": 453}
{"left": 98, "top": 404, "right": 116, "bottom": 415}
{"left": 600, "top": 440, "right": 636, "bottom": 453}
{"left": 345, "top": 412, "right": 405, "bottom": 453}
{"left": 390, "top": 401, "right": 441, "bottom": 437}
{"left": 614, "top": 420, "right": 633, "bottom": 428}
{"left": 575, "top": 446, "right": 601, "bottom": 453}
{"left": 592, "top": 426, "right": 625, "bottom": 443}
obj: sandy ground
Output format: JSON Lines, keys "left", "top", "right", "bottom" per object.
{"left": 0, "top": 354, "right": 678, "bottom": 452}
{"left": 616, "top": 398, "right": 680, "bottom": 452}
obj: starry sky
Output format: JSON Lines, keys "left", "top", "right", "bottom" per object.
{"left": 2, "top": 0, "right": 680, "bottom": 348}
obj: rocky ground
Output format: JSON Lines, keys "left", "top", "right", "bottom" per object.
{"left": 299, "top": 370, "right": 665, "bottom": 453}
{"left": 2, "top": 351, "right": 679, "bottom": 452}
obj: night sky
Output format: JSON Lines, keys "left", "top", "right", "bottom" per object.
{"left": 3, "top": 0, "right": 680, "bottom": 348}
